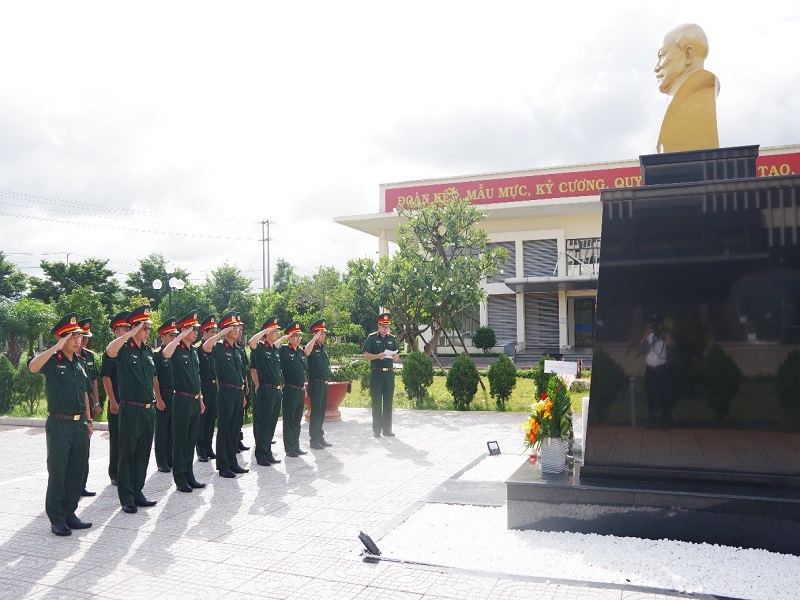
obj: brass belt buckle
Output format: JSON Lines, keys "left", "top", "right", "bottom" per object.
{"left": 73, "top": 414, "right": 81, "bottom": 421}
{"left": 145, "top": 403, "right": 152, "bottom": 409}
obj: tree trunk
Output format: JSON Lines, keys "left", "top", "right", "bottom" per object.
{"left": 7, "top": 337, "right": 21, "bottom": 369}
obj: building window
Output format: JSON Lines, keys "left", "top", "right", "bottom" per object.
{"left": 523, "top": 239, "right": 558, "bottom": 277}
{"left": 566, "top": 238, "right": 601, "bottom": 276}
{"left": 486, "top": 241, "right": 516, "bottom": 283}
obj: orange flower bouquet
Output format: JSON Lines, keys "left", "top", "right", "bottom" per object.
{"left": 523, "top": 376, "right": 572, "bottom": 451}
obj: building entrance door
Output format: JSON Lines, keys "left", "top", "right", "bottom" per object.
{"left": 573, "top": 298, "right": 595, "bottom": 347}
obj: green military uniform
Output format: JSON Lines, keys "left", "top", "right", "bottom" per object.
{"left": 213, "top": 312, "right": 246, "bottom": 474}
{"left": 171, "top": 312, "right": 204, "bottom": 489}
{"left": 32, "top": 314, "right": 90, "bottom": 531}
{"left": 116, "top": 306, "right": 157, "bottom": 509}
{"left": 306, "top": 319, "right": 331, "bottom": 446}
{"left": 78, "top": 344, "right": 98, "bottom": 492}
{"left": 103, "top": 311, "right": 130, "bottom": 485}
{"left": 250, "top": 317, "right": 282, "bottom": 464}
{"left": 363, "top": 313, "right": 399, "bottom": 436}
{"left": 280, "top": 321, "right": 307, "bottom": 455}
{"left": 153, "top": 318, "right": 177, "bottom": 471}
{"left": 195, "top": 315, "right": 218, "bottom": 461}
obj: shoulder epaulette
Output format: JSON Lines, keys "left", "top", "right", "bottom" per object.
{"left": 153, "top": 346, "right": 162, "bottom": 353}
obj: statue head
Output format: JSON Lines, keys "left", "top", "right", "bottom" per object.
{"left": 655, "top": 23, "right": 709, "bottom": 94}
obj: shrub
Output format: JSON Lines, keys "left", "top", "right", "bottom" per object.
{"left": 0, "top": 356, "right": 15, "bottom": 414}
{"left": 487, "top": 353, "right": 516, "bottom": 411}
{"left": 776, "top": 349, "right": 800, "bottom": 426}
{"left": 331, "top": 359, "right": 371, "bottom": 393}
{"left": 446, "top": 352, "right": 480, "bottom": 410}
{"left": 588, "top": 348, "right": 627, "bottom": 422}
{"left": 531, "top": 354, "right": 555, "bottom": 396}
{"left": 327, "top": 342, "right": 362, "bottom": 362}
{"left": 698, "top": 344, "right": 742, "bottom": 421}
{"left": 401, "top": 351, "right": 434, "bottom": 408}
{"left": 472, "top": 326, "right": 497, "bottom": 354}
{"left": 14, "top": 362, "right": 45, "bottom": 416}
{"left": 570, "top": 380, "right": 590, "bottom": 394}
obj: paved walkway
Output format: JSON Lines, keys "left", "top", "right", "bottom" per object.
{"left": 0, "top": 409, "right": 696, "bottom": 599}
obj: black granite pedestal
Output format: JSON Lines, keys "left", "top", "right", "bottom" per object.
{"left": 507, "top": 146, "right": 800, "bottom": 554}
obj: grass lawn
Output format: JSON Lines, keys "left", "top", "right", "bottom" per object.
{"left": 342, "top": 375, "right": 586, "bottom": 413}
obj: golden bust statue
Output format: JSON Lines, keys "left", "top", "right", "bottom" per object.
{"left": 655, "top": 24, "right": 720, "bottom": 153}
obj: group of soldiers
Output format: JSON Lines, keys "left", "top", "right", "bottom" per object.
{"left": 29, "top": 306, "right": 400, "bottom": 537}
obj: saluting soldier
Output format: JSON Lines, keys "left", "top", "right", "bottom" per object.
{"left": 153, "top": 317, "right": 177, "bottom": 473}
{"left": 363, "top": 312, "right": 400, "bottom": 437}
{"left": 28, "top": 313, "right": 93, "bottom": 536}
{"left": 102, "top": 311, "right": 131, "bottom": 486}
{"left": 106, "top": 305, "right": 158, "bottom": 514}
{"left": 279, "top": 321, "right": 307, "bottom": 457}
{"left": 248, "top": 316, "right": 283, "bottom": 466}
{"left": 234, "top": 313, "right": 251, "bottom": 453}
{"left": 305, "top": 319, "right": 333, "bottom": 450}
{"left": 162, "top": 311, "right": 206, "bottom": 492}
{"left": 202, "top": 311, "right": 249, "bottom": 478}
{"left": 77, "top": 318, "right": 100, "bottom": 497}
{"left": 195, "top": 315, "right": 218, "bottom": 462}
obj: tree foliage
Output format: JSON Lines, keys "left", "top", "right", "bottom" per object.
{"left": 487, "top": 353, "right": 517, "bottom": 411}
{"left": 445, "top": 352, "right": 480, "bottom": 410}
{"left": 0, "top": 297, "right": 55, "bottom": 367}
{"left": 402, "top": 351, "right": 434, "bottom": 408}
{"left": 125, "top": 253, "right": 191, "bottom": 311}
{"left": 473, "top": 326, "right": 497, "bottom": 353}
{"left": 205, "top": 262, "right": 253, "bottom": 316}
{"left": 29, "top": 258, "right": 120, "bottom": 312}
{"left": 0, "top": 251, "right": 27, "bottom": 299}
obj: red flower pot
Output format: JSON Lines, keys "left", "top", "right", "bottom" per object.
{"left": 303, "top": 380, "right": 349, "bottom": 422}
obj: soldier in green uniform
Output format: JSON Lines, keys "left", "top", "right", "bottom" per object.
{"left": 248, "top": 316, "right": 283, "bottom": 466}
{"left": 279, "top": 321, "right": 307, "bottom": 457}
{"left": 305, "top": 319, "right": 333, "bottom": 450}
{"left": 106, "top": 305, "right": 158, "bottom": 514}
{"left": 28, "top": 313, "right": 93, "bottom": 536}
{"left": 202, "top": 311, "right": 249, "bottom": 478}
{"left": 153, "top": 318, "right": 177, "bottom": 473}
{"left": 101, "top": 311, "right": 130, "bottom": 486}
{"left": 77, "top": 318, "right": 101, "bottom": 497}
{"left": 195, "top": 315, "right": 217, "bottom": 462}
{"left": 162, "top": 311, "right": 206, "bottom": 492}
{"left": 233, "top": 313, "right": 251, "bottom": 452}
{"left": 363, "top": 312, "right": 400, "bottom": 437}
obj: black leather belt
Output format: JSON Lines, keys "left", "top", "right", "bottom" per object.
{"left": 49, "top": 413, "right": 83, "bottom": 421}
{"left": 121, "top": 400, "right": 153, "bottom": 409}
{"left": 372, "top": 368, "right": 391, "bottom": 372}
{"left": 284, "top": 383, "right": 304, "bottom": 391}
{"left": 201, "top": 379, "right": 216, "bottom": 384}
{"left": 260, "top": 383, "right": 282, "bottom": 390}
{"left": 219, "top": 382, "right": 244, "bottom": 390}
{"left": 160, "top": 387, "right": 174, "bottom": 394}
{"left": 309, "top": 378, "right": 327, "bottom": 383}
{"left": 175, "top": 390, "right": 200, "bottom": 399}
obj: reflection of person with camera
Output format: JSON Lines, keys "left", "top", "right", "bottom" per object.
{"left": 639, "top": 315, "right": 675, "bottom": 430}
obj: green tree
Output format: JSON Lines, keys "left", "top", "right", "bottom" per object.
{"left": 446, "top": 352, "right": 480, "bottom": 411}
{"left": 0, "top": 251, "right": 27, "bottom": 299}
{"left": 374, "top": 253, "right": 431, "bottom": 351}
{"left": 290, "top": 266, "right": 360, "bottom": 340}
{"left": 393, "top": 189, "right": 507, "bottom": 355}
{"left": 487, "top": 353, "right": 517, "bottom": 411}
{"left": 272, "top": 258, "right": 298, "bottom": 294}
{"left": 401, "top": 351, "right": 434, "bottom": 409}
{"left": 29, "top": 258, "right": 120, "bottom": 312}
{"left": 14, "top": 361, "right": 45, "bottom": 416}
{"left": 473, "top": 326, "right": 497, "bottom": 353}
{"left": 0, "top": 355, "right": 15, "bottom": 414}
{"left": 204, "top": 262, "right": 253, "bottom": 315}
{"left": 125, "top": 253, "right": 191, "bottom": 311}
{"left": 344, "top": 257, "right": 381, "bottom": 342}
{"left": 0, "top": 297, "right": 55, "bottom": 368}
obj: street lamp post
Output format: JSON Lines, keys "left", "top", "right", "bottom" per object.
{"left": 152, "top": 262, "right": 185, "bottom": 315}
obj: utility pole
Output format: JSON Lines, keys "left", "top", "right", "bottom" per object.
{"left": 260, "top": 220, "right": 272, "bottom": 290}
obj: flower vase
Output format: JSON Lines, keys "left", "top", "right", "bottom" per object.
{"left": 539, "top": 437, "right": 566, "bottom": 475}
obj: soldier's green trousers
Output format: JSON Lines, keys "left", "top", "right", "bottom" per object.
{"left": 254, "top": 384, "right": 281, "bottom": 462}
{"left": 282, "top": 386, "right": 304, "bottom": 453}
{"left": 154, "top": 389, "right": 173, "bottom": 468}
{"left": 45, "top": 417, "right": 89, "bottom": 525}
{"left": 371, "top": 370, "right": 395, "bottom": 435}
{"left": 215, "top": 385, "right": 244, "bottom": 472}
{"left": 172, "top": 393, "right": 200, "bottom": 485}
{"left": 117, "top": 403, "right": 155, "bottom": 506}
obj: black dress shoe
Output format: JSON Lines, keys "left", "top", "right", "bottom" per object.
{"left": 383, "top": 431, "right": 396, "bottom": 437}
{"left": 271, "top": 440, "right": 276, "bottom": 444}
{"left": 256, "top": 459, "right": 272, "bottom": 466}
{"left": 51, "top": 522, "right": 72, "bottom": 536}
{"left": 121, "top": 503, "right": 138, "bottom": 514}
{"left": 134, "top": 496, "right": 157, "bottom": 507}
{"left": 188, "top": 480, "right": 206, "bottom": 488}
{"left": 176, "top": 483, "right": 193, "bottom": 493}
{"left": 238, "top": 442, "right": 250, "bottom": 451}
{"left": 66, "top": 516, "right": 92, "bottom": 529}
{"left": 110, "top": 478, "right": 118, "bottom": 486}
{"left": 81, "top": 489, "right": 96, "bottom": 497}
{"left": 206, "top": 449, "right": 216, "bottom": 459}
{"left": 267, "top": 456, "right": 282, "bottom": 464}
{"left": 285, "top": 451, "right": 299, "bottom": 458}
{"left": 310, "top": 440, "right": 324, "bottom": 449}
{"left": 295, "top": 449, "right": 307, "bottom": 455}
{"left": 219, "top": 468, "right": 236, "bottom": 478}
{"left": 198, "top": 453, "right": 208, "bottom": 463}
{"left": 157, "top": 465, "right": 171, "bottom": 473}
{"left": 320, "top": 438, "right": 333, "bottom": 447}
{"left": 231, "top": 465, "right": 249, "bottom": 474}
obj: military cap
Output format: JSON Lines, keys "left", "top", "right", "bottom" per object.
{"left": 218, "top": 311, "right": 237, "bottom": 329}
{"left": 52, "top": 313, "right": 81, "bottom": 338}
{"left": 158, "top": 318, "right": 178, "bottom": 336}
{"left": 78, "top": 318, "right": 93, "bottom": 337}
{"left": 377, "top": 312, "right": 391, "bottom": 325}
{"left": 200, "top": 314, "right": 217, "bottom": 331}
{"left": 128, "top": 305, "right": 153, "bottom": 325}
{"left": 234, "top": 312, "right": 244, "bottom": 326}
{"left": 110, "top": 311, "right": 131, "bottom": 330}
{"left": 284, "top": 321, "right": 302, "bottom": 336}
{"left": 261, "top": 316, "right": 280, "bottom": 331}
{"left": 177, "top": 311, "right": 200, "bottom": 329}
{"left": 310, "top": 319, "right": 328, "bottom": 333}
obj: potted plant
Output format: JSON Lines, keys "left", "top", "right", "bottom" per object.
{"left": 523, "top": 376, "right": 572, "bottom": 474}
{"left": 303, "top": 360, "right": 367, "bottom": 422}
